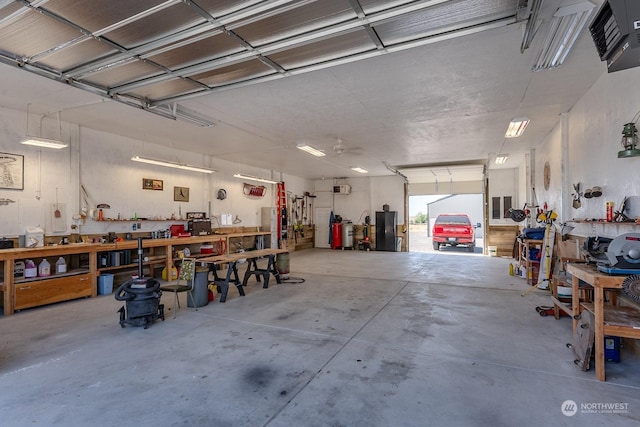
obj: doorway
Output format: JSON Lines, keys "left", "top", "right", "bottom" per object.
{"left": 409, "top": 193, "right": 485, "bottom": 254}
{"left": 314, "top": 207, "right": 332, "bottom": 248}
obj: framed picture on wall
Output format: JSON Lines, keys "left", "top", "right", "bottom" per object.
{"left": 0, "top": 152, "right": 24, "bottom": 190}
{"left": 174, "top": 186, "right": 189, "bottom": 202}
{"left": 143, "top": 178, "right": 163, "bottom": 191}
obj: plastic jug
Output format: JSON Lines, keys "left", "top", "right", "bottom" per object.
{"left": 56, "top": 257, "right": 67, "bottom": 274}
{"left": 25, "top": 259, "right": 37, "bottom": 278}
{"left": 39, "top": 259, "right": 51, "bottom": 277}
{"left": 14, "top": 261, "right": 25, "bottom": 279}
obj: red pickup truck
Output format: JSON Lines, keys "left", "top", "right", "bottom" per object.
{"left": 432, "top": 213, "right": 479, "bottom": 252}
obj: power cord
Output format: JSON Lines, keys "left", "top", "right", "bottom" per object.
{"left": 281, "top": 276, "right": 305, "bottom": 284}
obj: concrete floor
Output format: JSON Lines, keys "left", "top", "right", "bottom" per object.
{"left": 1, "top": 249, "right": 639, "bottom": 426}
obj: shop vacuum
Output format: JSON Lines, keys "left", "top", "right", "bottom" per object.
{"left": 115, "top": 238, "right": 165, "bottom": 328}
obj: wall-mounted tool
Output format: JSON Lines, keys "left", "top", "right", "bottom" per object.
{"left": 572, "top": 183, "right": 582, "bottom": 208}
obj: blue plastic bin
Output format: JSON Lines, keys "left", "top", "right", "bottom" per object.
{"left": 98, "top": 273, "right": 114, "bottom": 295}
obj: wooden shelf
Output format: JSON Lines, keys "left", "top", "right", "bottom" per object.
{"left": 172, "top": 253, "right": 218, "bottom": 262}
{"left": 1, "top": 245, "right": 98, "bottom": 315}
{"left": 93, "top": 219, "right": 186, "bottom": 222}
{"left": 0, "top": 231, "right": 276, "bottom": 316}
{"left": 14, "top": 269, "right": 91, "bottom": 284}
{"left": 569, "top": 220, "right": 639, "bottom": 226}
{"left": 98, "top": 261, "right": 162, "bottom": 272}
{"left": 516, "top": 239, "right": 543, "bottom": 285}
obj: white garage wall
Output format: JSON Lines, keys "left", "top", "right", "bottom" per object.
{"left": 533, "top": 123, "right": 563, "bottom": 216}
{"left": 0, "top": 107, "right": 79, "bottom": 237}
{"left": 313, "top": 175, "right": 405, "bottom": 226}
{"left": 535, "top": 67, "right": 640, "bottom": 238}
{"left": 487, "top": 168, "right": 518, "bottom": 226}
{"left": 0, "top": 106, "right": 313, "bottom": 238}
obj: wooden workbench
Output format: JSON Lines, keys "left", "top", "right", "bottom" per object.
{"left": 0, "top": 232, "right": 279, "bottom": 315}
{"left": 0, "top": 243, "right": 99, "bottom": 315}
{"left": 566, "top": 263, "right": 640, "bottom": 381}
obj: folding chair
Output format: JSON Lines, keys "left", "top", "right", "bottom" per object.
{"left": 160, "top": 258, "right": 197, "bottom": 318}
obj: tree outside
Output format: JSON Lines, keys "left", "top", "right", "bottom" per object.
{"left": 412, "top": 211, "right": 428, "bottom": 224}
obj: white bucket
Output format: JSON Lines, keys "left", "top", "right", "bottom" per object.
{"left": 488, "top": 246, "right": 497, "bottom": 257}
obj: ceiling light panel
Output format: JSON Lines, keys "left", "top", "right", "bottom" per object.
{"left": 505, "top": 118, "right": 530, "bottom": 138}
{"left": 297, "top": 144, "right": 325, "bottom": 157}
{"left": 233, "top": 173, "right": 278, "bottom": 184}
{"left": 21, "top": 137, "right": 68, "bottom": 149}
{"left": 132, "top": 155, "right": 215, "bottom": 173}
{"left": 232, "top": 0, "right": 355, "bottom": 47}
{"left": 268, "top": 30, "right": 376, "bottom": 70}
{"left": 373, "top": 0, "right": 519, "bottom": 44}
{"left": 190, "top": 59, "right": 273, "bottom": 88}
{"left": 531, "top": 1, "right": 595, "bottom": 71}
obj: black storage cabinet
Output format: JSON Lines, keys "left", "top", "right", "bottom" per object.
{"left": 375, "top": 211, "right": 397, "bottom": 251}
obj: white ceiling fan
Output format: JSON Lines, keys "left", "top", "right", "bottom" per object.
{"left": 332, "top": 138, "right": 363, "bottom": 155}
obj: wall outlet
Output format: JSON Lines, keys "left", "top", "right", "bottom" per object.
{"left": 221, "top": 214, "right": 232, "bottom": 226}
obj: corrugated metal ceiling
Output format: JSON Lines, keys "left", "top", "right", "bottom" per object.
{"left": 0, "top": 0, "right": 521, "bottom": 123}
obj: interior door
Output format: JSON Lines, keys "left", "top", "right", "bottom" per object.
{"left": 314, "top": 207, "right": 332, "bottom": 248}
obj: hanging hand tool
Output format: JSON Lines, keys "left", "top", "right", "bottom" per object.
{"left": 54, "top": 187, "right": 61, "bottom": 218}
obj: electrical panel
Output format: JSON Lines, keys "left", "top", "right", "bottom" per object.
{"left": 333, "top": 184, "right": 351, "bottom": 195}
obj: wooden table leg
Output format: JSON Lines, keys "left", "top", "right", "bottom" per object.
{"left": 594, "top": 286, "right": 605, "bottom": 381}
{"left": 4, "top": 263, "right": 14, "bottom": 315}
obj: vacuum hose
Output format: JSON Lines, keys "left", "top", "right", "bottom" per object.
{"left": 114, "top": 279, "right": 161, "bottom": 301}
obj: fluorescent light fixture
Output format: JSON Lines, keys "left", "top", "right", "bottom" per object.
{"left": 174, "top": 104, "right": 216, "bottom": 128}
{"left": 495, "top": 155, "right": 509, "bottom": 165}
{"left": 505, "top": 118, "right": 530, "bottom": 138}
{"left": 350, "top": 167, "right": 368, "bottom": 174}
{"left": 131, "top": 155, "right": 215, "bottom": 174}
{"left": 531, "top": 1, "right": 595, "bottom": 71}
{"left": 20, "top": 137, "right": 68, "bottom": 149}
{"left": 297, "top": 143, "right": 325, "bottom": 157}
{"left": 233, "top": 173, "right": 279, "bottom": 184}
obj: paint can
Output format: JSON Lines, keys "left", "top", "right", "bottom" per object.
{"left": 276, "top": 252, "right": 290, "bottom": 278}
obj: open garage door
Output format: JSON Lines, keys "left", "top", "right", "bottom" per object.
{"left": 399, "top": 164, "right": 486, "bottom": 254}
{"left": 399, "top": 164, "right": 486, "bottom": 196}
